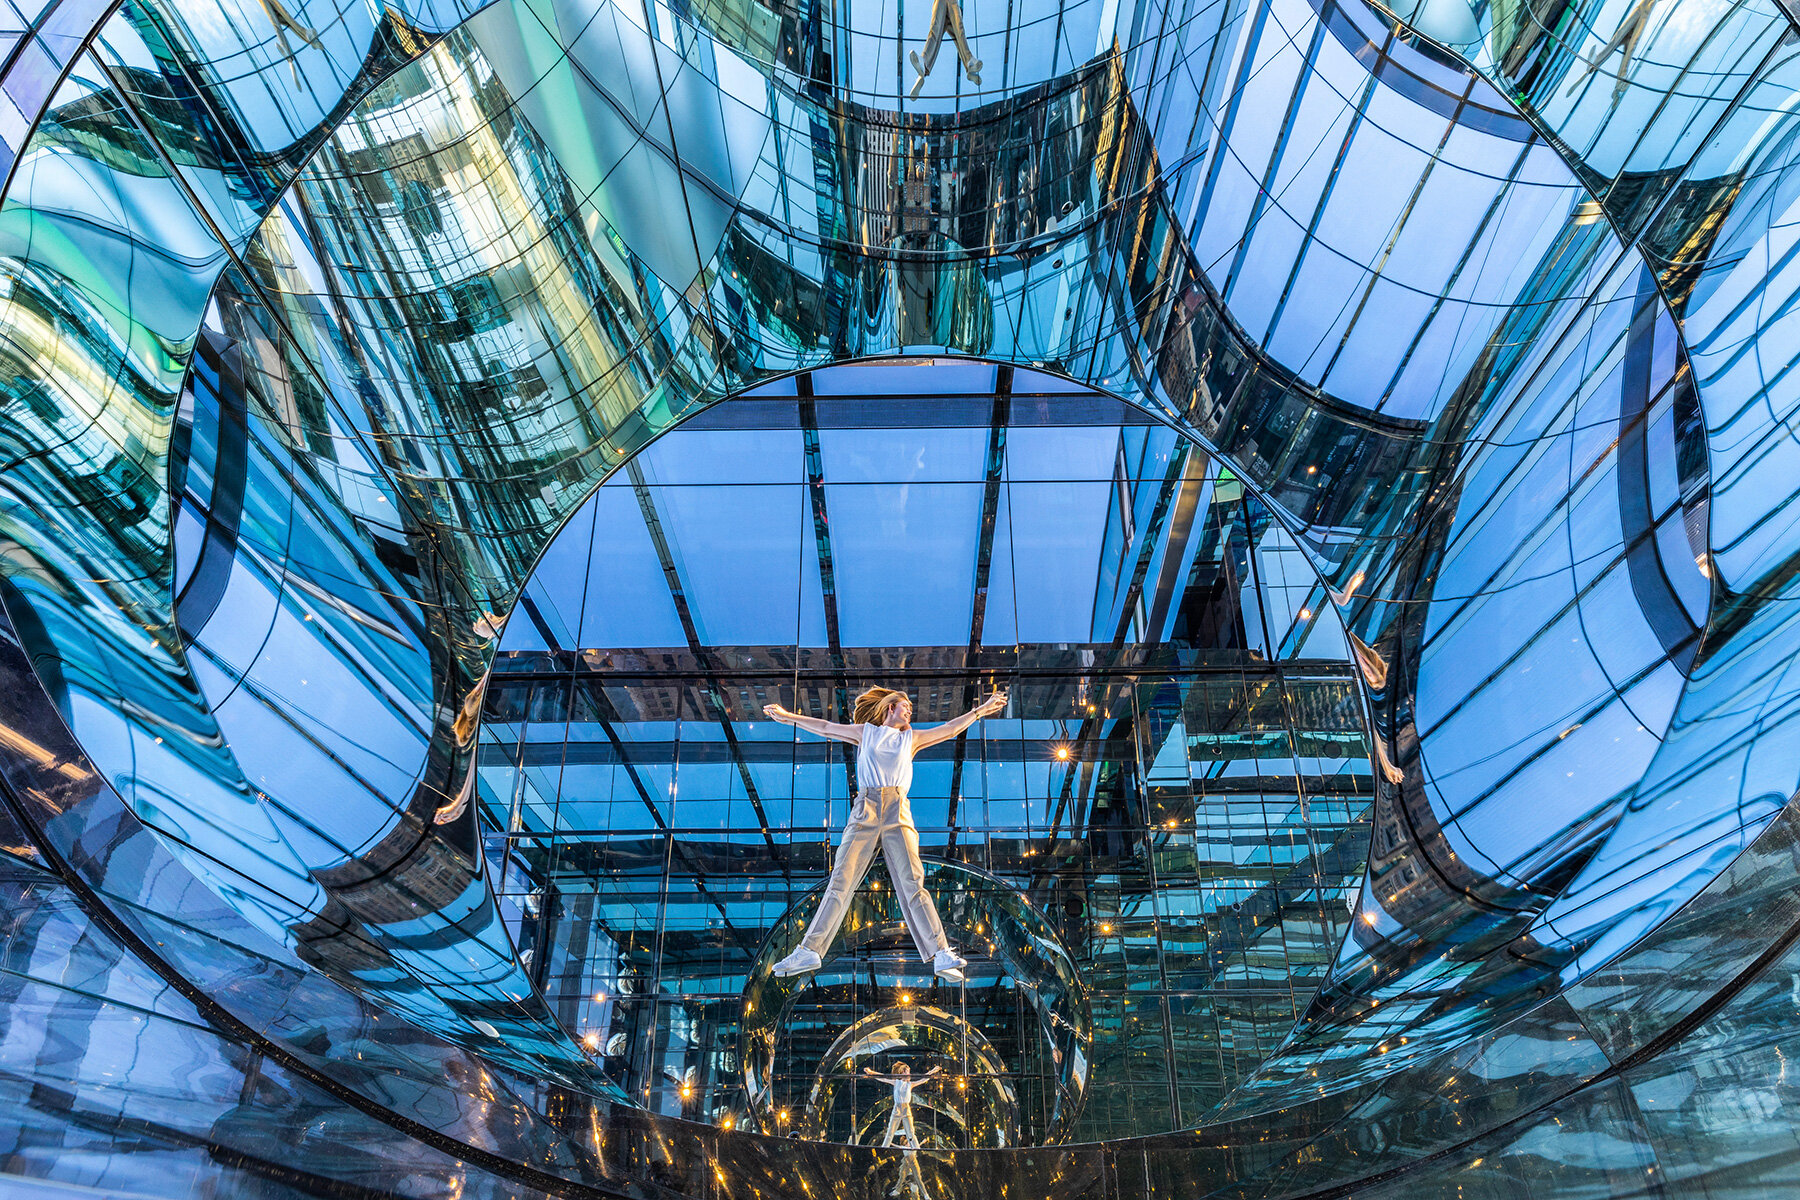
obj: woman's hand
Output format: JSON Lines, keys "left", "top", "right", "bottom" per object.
{"left": 977, "top": 690, "right": 1009, "bottom": 717}
{"left": 763, "top": 703, "right": 793, "bottom": 723}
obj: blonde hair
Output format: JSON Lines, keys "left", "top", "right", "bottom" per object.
{"left": 852, "top": 686, "right": 907, "bottom": 726}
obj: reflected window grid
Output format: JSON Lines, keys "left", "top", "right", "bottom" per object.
{"left": 477, "top": 367, "right": 1373, "bottom": 1137}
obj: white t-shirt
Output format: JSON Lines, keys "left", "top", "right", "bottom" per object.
{"left": 889, "top": 1076, "right": 917, "bottom": 1106}
{"left": 858, "top": 723, "right": 914, "bottom": 792}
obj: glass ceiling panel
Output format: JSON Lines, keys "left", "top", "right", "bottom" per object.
{"left": 539, "top": 383, "right": 1268, "bottom": 660}
{"left": 828, "top": 480, "right": 984, "bottom": 646}
{"left": 1004, "top": 424, "right": 1120, "bottom": 482}
{"left": 815, "top": 425, "right": 989, "bottom": 483}
{"left": 983, "top": 486, "right": 1022, "bottom": 646}
{"left": 649, "top": 483, "right": 809, "bottom": 646}
{"left": 575, "top": 485, "right": 690, "bottom": 649}
{"left": 635, "top": 427, "right": 804, "bottom": 484}
{"left": 1000, "top": 481, "right": 1112, "bottom": 642}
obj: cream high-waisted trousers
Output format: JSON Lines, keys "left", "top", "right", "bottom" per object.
{"left": 882, "top": 1099, "right": 919, "bottom": 1148}
{"left": 799, "top": 786, "right": 949, "bottom": 962}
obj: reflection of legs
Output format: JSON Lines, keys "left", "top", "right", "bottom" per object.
{"left": 944, "top": 0, "right": 981, "bottom": 83}
{"left": 882, "top": 807, "right": 949, "bottom": 961}
{"left": 256, "top": 0, "right": 323, "bottom": 87}
{"left": 898, "top": 1147, "right": 928, "bottom": 1197}
{"left": 918, "top": 0, "right": 948, "bottom": 71}
{"left": 910, "top": 0, "right": 981, "bottom": 93}
{"left": 1564, "top": 0, "right": 1654, "bottom": 99}
{"left": 1606, "top": 22, "right": 1645, "bottom": 99}
{"left": 885, "top": 1109, "right": 925, "bottom": 1196}
{"left": 909, "top": 0, "right": 950, "bottom": 98}
{"left": 799, "top": 804, "right": 882, "bottom": 957}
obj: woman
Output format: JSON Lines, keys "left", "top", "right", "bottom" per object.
{"left": 762, "top": 685, "right": 1008, "bottom": 982}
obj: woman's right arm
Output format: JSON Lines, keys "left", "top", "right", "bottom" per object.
{"left": 763, "top": 704, "right": 863, "bottom": 744}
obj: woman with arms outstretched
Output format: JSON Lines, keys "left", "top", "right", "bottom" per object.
{"left": 762, "top": 685, "right": 1008, "bottom": 982}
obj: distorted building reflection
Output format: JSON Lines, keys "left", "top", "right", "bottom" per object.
{"left": 3, "top": 0, "right": 1800, "bottom": 1195}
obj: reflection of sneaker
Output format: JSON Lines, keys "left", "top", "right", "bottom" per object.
{"left": 772, "top": 947, "right": 822, "bottom": 978}
{"left": 932, "top": 948, "right": 968, "bottom": 982}
{"left": 910, "top": 49, "right": 926, "bottom": 74}
{"left": 965, "top": 59, "right": 982, "bottom": 84}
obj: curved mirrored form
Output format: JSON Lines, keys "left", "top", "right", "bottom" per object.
{"left": 484, "top": 368, "right": 1368, "bottom": 1137}
{"left": 7, "top": 0, "right": 1800, "bottom": 1192}
{"left": 742, "top": 860, "right": 1091, "bottom": 1144}
{"left": 797, "top": 1005, "right": 1023, "bottom": 1147}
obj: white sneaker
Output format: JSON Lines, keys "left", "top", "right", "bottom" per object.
{"left": 772, "top": 947, "right": 821, "bottom": 978}
{"left": 932, "top": 948, "right": 968, "bottom": 982}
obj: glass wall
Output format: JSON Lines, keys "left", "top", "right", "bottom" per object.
{"left": 474, "top": 362, "right": 1373, "bottom": 1140}
{"left": 0, "top": 853, "right": 564, "bottom": 1200}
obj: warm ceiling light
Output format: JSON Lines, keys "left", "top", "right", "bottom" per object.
{"left": 900, "top": 992, "right": 912, "bottom": 1004}
{"left": 778, "top": 1109, "right": 790, "bottom": 1123}
{"left": 722, "top": 1115, "right": 735, "bottom": 1129}
{"left": 594, "top": 990, "right": 607, "bottom": 1003}
{"left": 1100, "top": 923, "right": 1112, "bottom": 934}
{"left": 1055, "top": 745, "right": 1071, "bottom": 761}
{"left": 582, "top": 1032, "right": 600, "bottom": 1049}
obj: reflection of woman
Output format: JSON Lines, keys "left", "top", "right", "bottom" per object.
{"left": 865, "top": 1062, "right": 940, "bottom": 1146}
{"left": 865, "top": 1063, "right": 938, "bottom": 1198}
{"left": 907, "top": 0, "right": 981, "bottom": 96}
{"left": 763, "top": 686, "right": 1008, "bottom": 982}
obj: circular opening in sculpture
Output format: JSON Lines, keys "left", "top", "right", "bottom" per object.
{"left": 473, "top": 358, "right": 1375, "bottom": 1142}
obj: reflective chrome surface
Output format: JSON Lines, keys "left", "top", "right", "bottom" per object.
{"left": 483, "top": 375, "right": 1369, "bottom": 1139}
{"left": 797, "top": 1005, "right": 1024, "bottom": 1147}
{"left": 743, "top": 860, "right": 1092, "bottom": 1144}
{"left": 5, "top": 0, "right": 1800, "bottom": 1191}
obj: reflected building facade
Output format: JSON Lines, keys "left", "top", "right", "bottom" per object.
{"left": 2, "top": 0, "right": 1800, "bottom": 1194}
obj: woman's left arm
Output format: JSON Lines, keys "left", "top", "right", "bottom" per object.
{"left": 913, "top": 690, "right": 1008, "bottom": 750}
